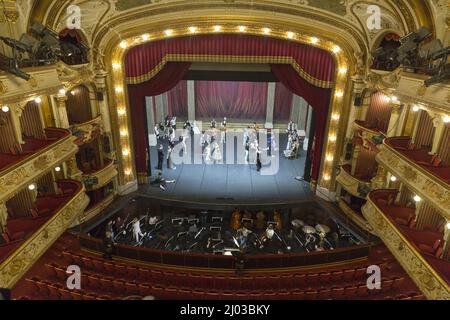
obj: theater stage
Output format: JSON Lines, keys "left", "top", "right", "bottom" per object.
{"left": 139, "top": 133, "right": 314, "bottom": 205}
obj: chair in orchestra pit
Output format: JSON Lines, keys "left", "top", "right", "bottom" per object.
{"left": 54, "top": 266, "right": 68, "bottom": 281}
{"left": 96, "top": 294, "right": 113, "bottom": 300}
{"left": 71, "top": 291, "right": 84, "bottom": 300}
{"left": 99, "top": 277, "right": 114, "bottom": 292}
{"left": 189, "top": 273, "right": 202, "bottom": 289}
{"left": 163, "top": 271, "right": 175, "bottom": 285}
{"left": 47, "top": 285, "right": 62, "bottom": 299}
{"left": 151, "top": 285, "right": 165, "bottom": 299}
{"left": 87, "top": 275, "right": 101, "bottom": 291}
{"left": 125, "top": 265, "right": 139, "bottom": 280}
{"left": 249, "top": 292, "right": 264, "bottom": 300}
{"left": 83, "top": 292, "right": 98, "bottom": 300}
{"left": 112, "top": 279, "right": 126, "bottom": 294}
{"left": 62, "top": 251, "right": 73, "bottom": 264}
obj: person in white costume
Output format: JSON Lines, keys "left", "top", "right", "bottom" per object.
{"left": 132, "top": 218, "right": 144, "bottom": 243}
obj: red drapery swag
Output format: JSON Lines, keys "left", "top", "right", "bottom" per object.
{"left": 125, "top": 35, "right": 335, "bottom": 180}
{"left": 167, "top": 80, "right": 188, "bottom": 118}
{"left": 195, "top": 81, "right": 268, "bottom": 120}
{"left": 274, "top": 82, "right": 293, "bottom": 122}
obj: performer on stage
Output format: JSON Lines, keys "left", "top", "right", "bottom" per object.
{"left": 211, "top": 139, "right": 222, "bottom": 164}
{"left": 167, "top": 141, "right": 176, "bottom": 170}
{"left": 157, "top": 144, "right": 164, "bottom": 171}
{"left": 244, "top": 136, "right": 250, "bottom": 164}
{"left": 170, "top": 116, "right": 177, "bottom": 130}
{"left": 211, "top": 118, "right": 217, "bottom": 128}
{"left": 154, "top": 123, "right": 160, "bottom": 140}
{"left": 256, "top": 146, "right": 262, "bottom": 172}
{"left": 179, "top": 134, "right": 187, "bottom": 156}
{"left": 132, "top": 218, "right": 144, "bottom": 243}
{"left": 220, "top": 117, "right": 227, "bottom": 143}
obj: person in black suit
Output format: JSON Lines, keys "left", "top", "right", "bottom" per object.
{"left": 157, "top": 144, "right": 164, "bottom": 171}
{"left": 256, "top": 147, "right": 262, "bottom": 172}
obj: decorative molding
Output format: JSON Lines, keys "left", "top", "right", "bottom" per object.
{"left": 0, "top": 135, "right": 79, "bottom": 203}
{"left": 362, "top": 197, "right": 450, "bottom": 300}
{"left": 82, "top": 160, "right": 118, "bottom": 191}
{"left": 338, "top": 199, "right": 376, "bottom": 235}
{"left": 336, "top": 166, "right": 372, "bottom": 199}
{"left": 376, "top": 144, "right": 450, "bottom": 219}
{"left": 70, "top": 115, "right": 104, "bottom": 145}
{"left": 0, "top": 187, "right": 89, "bottom": 289}
{"left": 76, "top": 192, "right": 115, "bottom": 226}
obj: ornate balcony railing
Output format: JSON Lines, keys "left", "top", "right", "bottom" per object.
{"left": 77, "top": 193, "right": 115, "bottom": 225}
{"left": 353, "top": 120, "right": 385, "bottom": 149}
{"left": 377, "top": 138, "right": 450, "bottom": 219}
{"left": 81, "top": 160, "right": 117, "bottom": 191}
{"left": 362, "top": 190, "right": 450, "bottom": 300}
{"left": 70, "top": 115, "right": 103, "bottom": 145}
{"left": 337, "top": 199, "right": 375, "bottom": 235}
{"left": 336, "top": 164, "right": 373, "bottom": 199}
{"left": 0, "top": 180, "right": 89, "bottom": 288}
{"left": 0, "top": 128, "right": 79, "bottom": 204}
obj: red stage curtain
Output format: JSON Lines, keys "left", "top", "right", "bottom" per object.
{"left": 271, "top": 64, "right": 332, "bottom": 181}
{"left": 167, "top": 80, "right": 188, "bottom": 118}
{"left": 125, "top": 34, "right": 334, "bottom": 85}
{"left": 128, "top": 62, "right": 191, "bottom": 175}
{"left": 195, "top": 81, "right": 268, "bottom": 120}
{"left": 273, "top": 82, "right": 293, "bottom": 122}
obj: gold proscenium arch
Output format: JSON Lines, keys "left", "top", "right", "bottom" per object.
{"left": 108, "top": 22, "right": 352, "bottom": 195}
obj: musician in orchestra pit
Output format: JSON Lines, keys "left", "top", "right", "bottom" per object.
{"left": 102, "top": 231, "right": 115, "bottom": 260}
{"left": 132, "top": 218, "right": 144, "bottom": 243}
{"left": 149, "top": 215, "right": 158, "bottom": 226}
{"left": 265, "top": 224, "right": 275, "bottom": 240}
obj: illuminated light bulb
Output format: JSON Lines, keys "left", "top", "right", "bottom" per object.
{"left": 391, "top": 96, "right": 398, "bottom": 102}
{"left": 112, "top": 63, "right": 121, "bottom": 70}
{"left": 165, "top": 29, "right": 173, "bottom": 36}
{"left": 310, "top": 37, "right": 318, "bottom": 44}
{"left": 59, "top": 89, "right": 66, "bottom": 95}
{"left": 329, "top": 135, "right": 337, "bottom": 142}
{"left": 335, "top": 90, "right": 344, "bottom": 98}
{"left": 1, "top": 105, "right": 9, "bottom": 113}
{"left": 287, "top": 31, "right": 294, "bottom": 39}
{"left": 34, "top": 97, "right": 42, "bottom": 104}
{"left": 141, "top": 34, "right": 150, "bottom": 41}
{"left": 28, "top": 184, "right": 36, "bottom": 191}
{"left": 263, "top": 27, "right": 270, "bottom": 35}
{"left": 119, "top": 41, "right": 127, "bottom": 49}
{"left": 122, "top": 149, "right": 130, "bottom": 156}
{"left": 55, "top": 166, "right": 61, "bottom": 172}
{"left": 443, "top": 116, "right": 450, "bottom": 123}
{"left": 412, "top": 105, "right": 420, "bottom": 112}
{"left": 189, "top": 26, "right": 197, "bottom": 33}
{"left": 120, "top": 129, "right": 128, "bottom": 137}
{"left": 326, "top": 155, "right": 334, "bottom": 162}
{"left": 413, "top": 195, "right": 421, "bottom": 202}
{"left": 446, "top": 222, "right": 450, "bottom": 230}
{"left": 125, "top": 169, "right": 132, "bottom": 176}
{"left": 118, "top": 108, "right": 126, "bottom": 116}
{"left": 331, "top": 114, "right": 340, "bottom": 121}
{"left": 115, "top": 86, "right": 123, "bottom": 93}
{"left": 238, "top": 26, "right": 246, "bottom": 32}
{"left": 390, "top": 176, "right": 397, "bottom": 182}
{"left": 323, "top": 175, "right": 330, "bottom": 181}
{"left": 71, "top": 90, "right": 76, "bottom": 95}
{"left": 332, "top": 45, "right": 341, "bottom": 53}
{"left": 339, "top": 67, "right": 348, "bottom": 74}
{"left": 385, "top": 96, "right": 392, "bottom": 103}
{"left": 213, "top": 25, "right": 222, "bottom": 32}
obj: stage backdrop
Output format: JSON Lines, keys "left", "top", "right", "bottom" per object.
{"left": 125, "top": 34, "right": 335, "bottom": 182}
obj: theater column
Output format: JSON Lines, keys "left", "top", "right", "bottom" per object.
{"left": 94, "top": 72, "right": 112, "bottom": 134}
{"left": 370, "top": 164, "right": 388, "bottom": 190}
{"left": 386, "top": 103, "right": 402, "bottom": 137}
{"left": 187, "top": 80, "right": 196, "bottom": 122}
{"left": 9, "top": 103, "right": 25, "bottom": 145}
{"left": 345, "top": 76, "right": 365, "bottom": 140}
{"left": 443, "top": 222, "right": 450, "bottom": 260}
{"left": 431, "top": 116, "right": 445, "bottom": 155}
{"left": 265, "top": 83, "right": 275, "bottom": 128}
{"left": 0, "top": 202, "right": 6, "bottom": 234}
{"left": 54, "top": 95, "right": 70, "bottom": 129}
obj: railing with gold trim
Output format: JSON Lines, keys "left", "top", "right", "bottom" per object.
{"left": 353, "top": 120, "right": 384, "bottom": 150}
{"left": 77, "top": 193, "right": 115, "bottom": 225}
{"left": 82, "top": 160, "right": 118, "bottom": 191}
{"left": 336, "top": 164, "right": 373, "bottom": 199}
{"left": 0, "top": 180, "right": 89, "bottom": 288}
{"left": 376, "top": 139, "right": 450, "bottom": 219}
{"left": 0, "top": 129, "right": 79, "bottom": 204}
{"left": 337, "top": 199, "right": 375, "bottom": 235}
{"left": 70, "top": 115, "right": 103, "bottom": 145}
{"left": 362, "top": 190, "right": 450, "bottom": 300}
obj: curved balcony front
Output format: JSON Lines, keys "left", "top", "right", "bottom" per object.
{"left": 81, "top": 160, "right": 118, "bottom": 191}
{"left": 70, "top": 116, "right": 103, "bottom": 146}
{"left": 0, "top": 180, "right": 89, "bottom": 288}
{"left": 362, "top": 189, "right": 450, "bottom": 300}
{"left": 0, "top": 128, "right": 79, "bottom": 204}
{"left": 336, "top": 164, "right": 373, "bottom": 199}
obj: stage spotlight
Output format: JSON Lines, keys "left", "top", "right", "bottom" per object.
{"left": 165, "top": 29, "right": 173, "bottom": 36}
{"left": 189, "top": 26, "right": 197, "bottom": 33}
{"left": 413, "top": 195, "right": 421, "bottom": 202}
{"left": 141, "top": 34, "right": 150, "bottom": 41}
{"left": 263, "top": 27, "right": 270, "bottom": 35}
{"left": 1, "top": 105, "right": 9, "bottom": 113}
{"left": 34, "top": 97, "right": 42, "bottom": 104}
{"left": 310, "top": 37, "right": 318, "bottom": 44}
{"left": 213, "top": 25, "right": 222, "bottom": 32}
{"left": 287, "top": 31, "right": 294, "bottom": 39}
{"left": 239, "top": 26, "right": 246, "bottom": 32}
{"left": 119, "top": 41, "right": 127, "bottom": 49}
